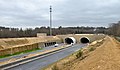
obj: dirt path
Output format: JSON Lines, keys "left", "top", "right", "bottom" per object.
{"left": 63, "top": 36, "right": 120, "bottom": 70}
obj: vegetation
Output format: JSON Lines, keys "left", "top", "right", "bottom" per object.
{"left": 0, "top": 48, "right": 42, "bottom": 59}
{"left": 0, "top": 26, "right": 107, "bottom": 38}
{"left": 89, "top": 47, "right": 95, "bottom": 52}
{"left": 51, "top": 65, "right": 59, "bottom": 70}
{"left": 108, "top": 21, "right": 120, "bottom": 36}
{"left": 76, "top": 49, "right": 83, "bottom": 59}
{"left": 0, "top": 20, "right": 120, "bottom": 38}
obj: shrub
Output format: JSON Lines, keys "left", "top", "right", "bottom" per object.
{"left": 51, "top": 65, "right": 59, "bottom": 70}
{"left": 89, "top": 47, "right": 95, "bottom": 52}
{"left": 76, "top": 49, "right": 83, "bottom": 59}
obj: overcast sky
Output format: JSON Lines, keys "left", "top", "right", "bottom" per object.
{"left": 0, "top": 0, "right": 120, "bottom": 28}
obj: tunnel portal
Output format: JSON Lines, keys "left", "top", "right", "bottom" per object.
{"left": 80, "top": 37, "right": 90, "bottom": 43}
{"left": 65, "top": 38, "right": 74, "bottom": 44}
{"left": 65, "top": 37, "right": 76, "bottom": 44}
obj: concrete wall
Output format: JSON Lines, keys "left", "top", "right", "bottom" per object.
{"left": 56, "top": 34, "right": 105, "bottom": 44}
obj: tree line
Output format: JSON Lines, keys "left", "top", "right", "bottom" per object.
{"left": 0, "top": 26, "right": 108, "bottom": 38}
{"left": 108, "top": 21, "right": 120, "bottom": 36}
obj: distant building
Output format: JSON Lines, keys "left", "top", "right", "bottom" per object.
{"left": 37, "top": 33, "right": 47, "bottom": 37}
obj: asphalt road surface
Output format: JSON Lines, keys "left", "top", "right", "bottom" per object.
{"left": 8, "top": 44, "right": 87, "bottom": 70}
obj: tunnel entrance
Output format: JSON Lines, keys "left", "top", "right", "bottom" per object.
{"left": 80, "top": 37, "right": 90, "bottom": 43}
{"left": 65, "top": 37, "right": 76, "bottom": 44}
{"left": 65, "top": 38, "right": 73, "bottom": 44}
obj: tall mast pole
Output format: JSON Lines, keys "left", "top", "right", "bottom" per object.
{"left": 50, "top": 5, "right": 52, "bottom": 36}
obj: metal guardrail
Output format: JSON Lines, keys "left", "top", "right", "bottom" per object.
{"left": 0, "top": 45, "right": 71, "bottom": 70}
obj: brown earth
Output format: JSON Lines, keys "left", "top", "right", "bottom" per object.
{"left": 61, "top": 36, "right": 120, "bottom": 70}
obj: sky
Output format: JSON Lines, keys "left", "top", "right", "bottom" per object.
{"left": 0, "top": 0, "right": 120, "bottom": 28}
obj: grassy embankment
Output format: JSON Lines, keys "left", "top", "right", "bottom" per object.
{"left": 0, "top": 48, "right": 42, "bottom": 59}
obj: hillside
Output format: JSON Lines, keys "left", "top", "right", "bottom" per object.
{"left": 62, "top": 36, "right": 120, "bottom": 70}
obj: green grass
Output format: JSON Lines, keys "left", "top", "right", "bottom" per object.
{"left": 0, "top": 48, "right": 42, "bottom": 59}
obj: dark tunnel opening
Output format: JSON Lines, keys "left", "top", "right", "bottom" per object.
{"left": 65, "top": 38, "right": 74, "bottom": 44}
{"left": 80, "top": 37, "right": 90, "bottom": 43}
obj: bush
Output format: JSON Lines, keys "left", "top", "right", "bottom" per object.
{"left": 89, "top": 47, "right": 95, "bottom": 52}
{"left": 76, "top": 49, "right": 83, "bottom": 59}
{"left": 51, "top": 65, "right": 59, "bottom": 70}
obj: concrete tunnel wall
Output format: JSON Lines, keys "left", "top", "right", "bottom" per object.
{"left": 64, "top": 36, "right": 90, "bottom": 44}
{"left": 57, "top": 34, "right": 105, "bottom": 44}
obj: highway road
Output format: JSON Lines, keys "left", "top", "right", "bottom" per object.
{"left": 7, "top": 44, "right": 87, "bottom": 70}
{"left": 0, "top": 43, "right": 64, "bottom": 62}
